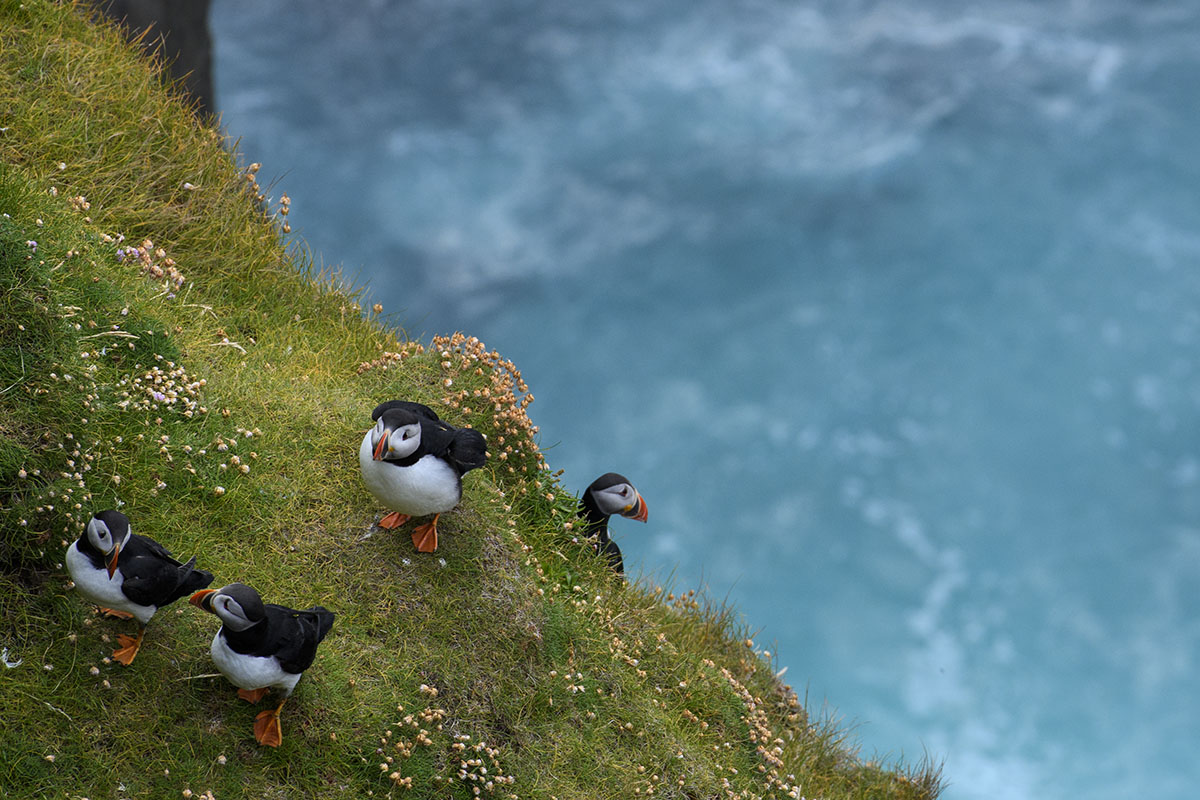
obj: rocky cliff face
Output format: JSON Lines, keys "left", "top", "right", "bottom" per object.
{"left": 89, "top": 0, "right": 214, "bottom": 116}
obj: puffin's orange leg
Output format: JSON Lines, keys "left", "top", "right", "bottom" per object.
{"left": 253, "top": 698, "right": 287, "bottom": 747}
{"left": 111, "top": 628, "right": 145, "bottom": 666}
{"left": 411, "top": 514, "right": 440, "bottom": 552}
{"left": 98, "top": 607, "right": 134, "bottom": 620}
{"left": 238, "top": 687, "right": 270, "bottom": 704}
{"left": 378, "top": 511, "right": 411, "bottom": 530}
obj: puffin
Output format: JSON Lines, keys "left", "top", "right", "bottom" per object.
{"left": 65, "top": 510, "right": 213, "bottom": 665}
{"left": 359, "top": 399, "right": 488, "bottom": 552}
{"left": 578, "top": 473, "right": 649, "bottom": 575}
{"left": 190, "top": 582, "right": 335, "bottom": 747}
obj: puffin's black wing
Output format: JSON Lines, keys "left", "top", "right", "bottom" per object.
{"left": 280, "top": 606, "right": 335, "bottom": 673}
{"left": 118, "top": 540, "right": 215, "bottom": 608}
{"left": 448, "top": 427, "right": 488, "bottom": 473}
{"left": 271, "top": 605, "right": 336, "bottom": 674}
{"left": 416, "top": 418, "right": 487, "bottom": 475}
{"left": 372, "top": 400, "right": 440, "bottom": 423}
{"left": 224, "top": 604, "right": 335, "bottom": 675}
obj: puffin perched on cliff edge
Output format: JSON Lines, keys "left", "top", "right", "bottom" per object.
{"left": 578, "top": 473, "right": 649, "bottom": 575}
{"left": 359, "top": 399, "right": 488, "bottom": 552}
{"left": 190, "top": 582, "right": 335, "bottom": 747}
{"left": 66, "top": 509, "right": 213, "bottom": 665}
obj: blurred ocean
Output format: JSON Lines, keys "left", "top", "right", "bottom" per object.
{"left": 210, "top": 2, "right": 1200, "bottom": 797}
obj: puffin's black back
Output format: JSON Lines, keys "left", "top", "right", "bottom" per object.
{"left": 115, "top": 534, "right": 214, "bottom": 608}
{"left": 222, "top": 603, "right": 336, "bottom": 675}
{"left": 374, "top": 399, "right": 488, "bottom": 475}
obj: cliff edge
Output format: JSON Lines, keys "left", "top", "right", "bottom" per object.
{"left": 0, "top": 3, "right": 941, "bottom": 798}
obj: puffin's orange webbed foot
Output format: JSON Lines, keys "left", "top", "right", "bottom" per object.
{"left": 378, "top": 511, "right": 411, "bottom": 530}
{"left": 98, "top": 607, "right": 135, "bottom": 620}
{"left": 253, "top": 701, "right": 287, "bottom": 747}
{"left": 111, "top": 630, "right": 145, "bottom": 666}
{"left": 238, "top": 687, "right": 270, "bottom": 704}
{"left": 411, "top": 515, "right": 440, "bottom": 552}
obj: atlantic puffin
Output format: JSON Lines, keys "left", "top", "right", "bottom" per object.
{"left": 578, "top": 473, "right": 649, "bottom": 575}
{"left": 65, "top": 510, "right": 213, "bottom": 665}
{"left": 359, "top": 399, "right": 488, "bottom": 552}
{"left": 190, "top": 582, "right": 335, "bottom": 747}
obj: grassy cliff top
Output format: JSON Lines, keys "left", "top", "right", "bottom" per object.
{"left": 0, "top": 2, "right": 942, "bottom": 798}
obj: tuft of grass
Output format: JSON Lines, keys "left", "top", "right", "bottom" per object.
{"left": 0, "top": 2, "right": 943, "bottom": 799}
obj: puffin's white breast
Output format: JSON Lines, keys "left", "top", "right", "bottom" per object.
{"left": 210, "top": 630, "right": 302, "bottom": 694}
{"left": 359, "top": 431, "right": 462, "bottom": 516}
{"left": 65, "top": 542, "right": 157, "bottom": 624}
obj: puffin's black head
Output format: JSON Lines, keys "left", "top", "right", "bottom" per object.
{"left": 85, "top": 510, "right": 132, "bottom": 578}
{"left": 581, "top": 473, "right": 649, "bottom": 525}
{"left": 190, "top": 582, "right": 266, "bottom": 632}
{"left": 370, "top": 408, "right": 422, "bottom": 461}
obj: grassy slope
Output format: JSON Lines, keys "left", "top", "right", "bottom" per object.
{"left": 0, "top": 2, "right": 943, "bottom": 799}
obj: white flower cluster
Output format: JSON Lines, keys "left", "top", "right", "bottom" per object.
{"left": 114, "top": 356, "right": 207, "bottom": 417}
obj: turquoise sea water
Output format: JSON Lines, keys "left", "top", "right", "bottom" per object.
{"left": 211, "top": 2, "right": 1200, "bottom": 797}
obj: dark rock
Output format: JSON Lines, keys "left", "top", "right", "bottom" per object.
{"left": 88, "top": 0, "right": 214, "bottom": 118}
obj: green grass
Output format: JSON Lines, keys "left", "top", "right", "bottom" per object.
{"left": 0, "top": 2, "right": 943, "bottom": 798}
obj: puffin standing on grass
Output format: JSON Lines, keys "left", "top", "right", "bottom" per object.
{"left": 190, "top": 582, "right": 335, "bottom": 748}
{"left": 65, "top": 510, "right": 213, "bottom": 665}
{"left": 359, "top": 399, "right": 488, "bottom": 552}
{"left": 578, "top": 473, "right": 649, "bottom": 575}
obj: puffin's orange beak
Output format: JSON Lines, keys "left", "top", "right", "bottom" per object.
{"left": 189, "top": 588, "right": 216, "bottom": 610}
{"left": 373, "top": 429, "right": 391, "bottom": 461}
{"left": 106, "top": 542, "right": 120, "bottom": 579}
{"left": 627, "top": 492, "right": 649, "bottom": 523}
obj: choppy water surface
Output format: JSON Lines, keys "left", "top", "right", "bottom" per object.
{"left": 212, "top": 2, "right": 1200, "bottom": 797}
